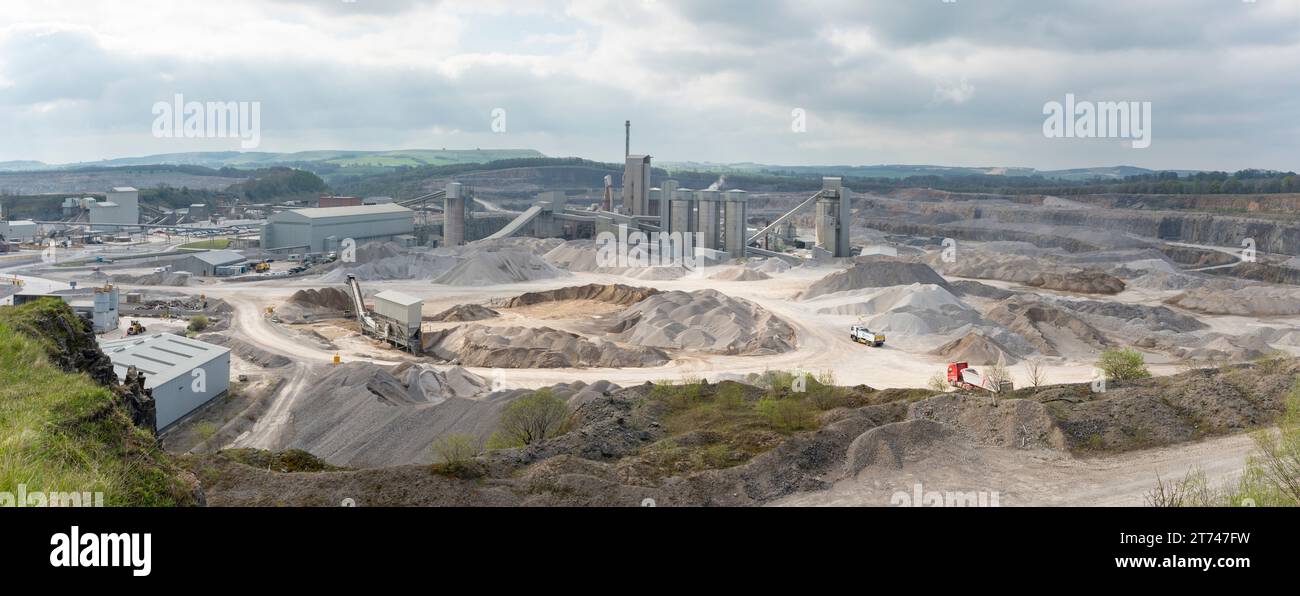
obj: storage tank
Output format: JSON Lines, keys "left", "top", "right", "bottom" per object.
{"left": 723, "top": 189, "right": 748, "bottom": 258}
{"left": 670, "top": 188, "right": 695, "bottom": 235}
{"left": 443, "top": 182, "right": 465, "bottom": 247}
{"left": 659, "top": 180, "right": 679, "bottom": 231}
{"left": 695, "top": 189, "right": 722, "bottom": 250}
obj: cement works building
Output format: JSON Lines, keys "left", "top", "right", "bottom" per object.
{"left": 260, "top": 204, "right": 415, "bottom": 253}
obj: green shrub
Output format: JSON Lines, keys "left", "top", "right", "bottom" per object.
{"left": 756, "top": 397, "right": 816, "bottom": 433}
{"left": 1097, "top": 348, "right": 1151, "bottom": 382}
{"left": 431, "top": 434, "right": 481, "bottom": 465}
{"left": 715, "top": 383, "right": 744, "bottom": 409}
{"left": 488, "top": 389, "right": 569, "bottom": 448}
{"left": 1254, "top": 350, "right": 1290, "bottom": 375}
{"left": 430, "top": 434, "right": 483, "bottom": 477}
{"left": 651, "top": 377, "right": 704, "bottom": 411}
{"left": 187, "top": 314, "right": 210, "bottom": 332}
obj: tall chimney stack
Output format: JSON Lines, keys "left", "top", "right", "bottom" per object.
{"left": 624, "top": 120, "right": 630, "bottom": 157}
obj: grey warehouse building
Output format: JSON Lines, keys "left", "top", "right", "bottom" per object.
{"left": 99, "top": 333, "right": 231, "bottom": 431}
{"left": 174, "top": 249, "right": 247, "bottom": 276}
{"left": 261, "top": 204, "right": 415, "bottom": 253}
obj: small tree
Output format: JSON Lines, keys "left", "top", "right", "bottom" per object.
{"left": 927, "top": 372, "right": 949, "bottom": 393}
{"left": 491, "top": 389, "right": 569, "bottom": 448}
{"left": 431, "top": 434, "right": 481, "bottom": 466}
{"left": 1098, "top": 348, "right": 1151, "bottom": 382}
{"left": 984, "top": 356, "right": 1013, "bottom": 391}
{"left": 1024, "top": 357, "right": 1046, "bottom": 390}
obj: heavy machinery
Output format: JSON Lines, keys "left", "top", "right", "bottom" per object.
{"left": 253, "top": 260, "right": 271, "bottom": 273}
{"left": 850, "top": 324, "right": 886, "bottom": 347}
{"left": 346, "top": 274, "right": 421, "bottom": 354}
{"left": 946, "top": 362, "right": 1012, "bottom": 393}
{"left": 125, "top": 320, "right": 147, "bottom": 336}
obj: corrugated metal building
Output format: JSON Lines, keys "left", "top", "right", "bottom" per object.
{"left": 373, "top": 290, "right": 422, "bottom": 331}
{"left": 99, "top": 333, "right": 231, "bottom": 431}
{"left": 0, "top": 220, "right": 38, "bottom": 242}
{"left": 175, "top": 250, "right": 247, "bottom": 276}
{"left": 261, "top": 204, "right": 415, "bottom": 253}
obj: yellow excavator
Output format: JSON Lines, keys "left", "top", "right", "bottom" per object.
{"left": 126, "top": 320, "right": 147, "bottom": 336}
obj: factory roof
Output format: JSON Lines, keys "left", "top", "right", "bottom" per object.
{"left": 99, "top": 333, "right": 230, "bottom": 387}
{"left": 374, "top": 290, "right": 422, "bottom": 306}
{"left": 278, "top": 204, "right": 412, "bottom": 220}
{"left": 111, "top": 187, "right": 138, "bottom": 193}
{"left": 185, "top": 249, "right": 247, "bottom": 266}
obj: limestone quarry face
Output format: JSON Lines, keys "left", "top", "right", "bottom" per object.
{"left": 1165, "top": 285, "right": 1300, "bottom": 316}
{"left": 932, "top": 251, "right": 1126, "bottom": 294}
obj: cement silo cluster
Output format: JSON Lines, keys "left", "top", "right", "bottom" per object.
{"left": 470, "top": 121, "right": 851, "bottom": 262}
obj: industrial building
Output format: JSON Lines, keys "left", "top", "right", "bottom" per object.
{"left": 622, "top": 155, "right": 652, "bottom": 216}
{"left": 815, "top": 177, "right": 851, "bottom": 257}
{"left": 373, "top": 290, "right": 422, "bottom": 330}
{"left": 261, "top": 204, "right": 415, "bottom": 253}
{"left": 88, "top": 187, "right": 140, "bottom": 231}
{"left": 0, "top": 219, "right": 38, "bottom": 242}
{"left": 318, "top": 195, "right": 362, "bottom": 208}
{"left": 13, "top": 287, "right": 120, "bottom": 332}
{"left": 174, "top": 250, "right": 248, "bottom": 276}
{"left": 99, "top": 333, "right": 231, "bottom": 431}
{"left": 443, "top": 182, "right": 466, "bottom": 247}
{"left": 346, "top": 275, "right": 423, "bottom": 353}
{"left": 464, "top": 123, "right": 844, "bottom": 263}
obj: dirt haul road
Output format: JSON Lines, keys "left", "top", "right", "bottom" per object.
{"left": 772, "top": 432, "right": 1259, "bottom": 507}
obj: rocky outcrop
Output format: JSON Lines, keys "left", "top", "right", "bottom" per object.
{"left": 117, "top": 366, "right": 157, "bottom": 432}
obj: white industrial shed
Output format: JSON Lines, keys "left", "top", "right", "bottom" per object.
{"left": 261, "top": 204, "right": 414, "bottom": 253}
{"left": 373, "top": 290, "right": 422, "bottom": 331}
{"left": 175, "top": 249, "right": 247, "bottom": 276}
{"left": 99, "top": 333, "right": 231, "bottom": 431}
{"left": 0, "top": 220, "right": 38, "bottom": 242}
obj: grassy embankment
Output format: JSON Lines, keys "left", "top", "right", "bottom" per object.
{"left": 0, "top": 299, "right": 196, "bottom": 505}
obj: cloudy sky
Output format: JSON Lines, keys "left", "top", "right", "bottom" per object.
{"left": 1, "top": 0, "right": 1297, "bottom": 171}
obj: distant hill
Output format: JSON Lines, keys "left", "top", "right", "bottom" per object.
{"left": 0, "top": 149, "right": 547, "bottom": 173}
{"left": 0, "top": 160, "right": 50, "bottom": 172}
{"left": 659, "top": 162, "right": 1203, "bottom": 182}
